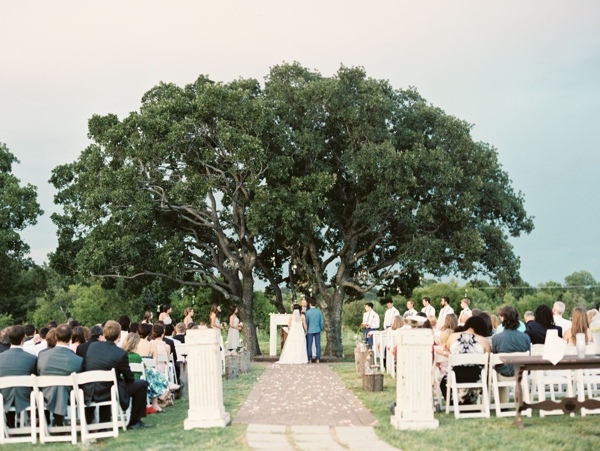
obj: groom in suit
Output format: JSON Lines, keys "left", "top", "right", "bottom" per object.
{"left": 304, "top": 297, "right": 324, "bottom": 363}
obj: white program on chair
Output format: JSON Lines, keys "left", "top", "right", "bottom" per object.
{"left": 0, "top": 374, "right": 37, "bottom": 445}
{"left": 445, "top": 353, "right": 490, "bottom": 419}
{"left": 489, "top": 352, "right": 532, "bottom": 418}
{"left": 73, "top": 369, "right": 125, "bottom": 444}
{"left": 35, "top": 373, "right": 78, "bottom": 444}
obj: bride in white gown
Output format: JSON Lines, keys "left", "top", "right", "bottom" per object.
{"left": 277, "top": 304, "right": 308, "bottom": 364}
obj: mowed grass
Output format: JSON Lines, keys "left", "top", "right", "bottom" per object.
{"left": 9, "top": 362, "right": 267, "bottom": 450}
{"left": 331, "top": 362, "right": 600, "bottom": 451}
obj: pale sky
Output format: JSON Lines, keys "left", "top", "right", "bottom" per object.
{"left": 1, "top": 1, "right": 599, "bottom": 286}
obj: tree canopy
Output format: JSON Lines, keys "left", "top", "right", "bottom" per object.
{"left": 0, "top": 142, "right": 44, "bottom": 322}
{"left": 50, "top": 63, "right": 534, "bottom": 356}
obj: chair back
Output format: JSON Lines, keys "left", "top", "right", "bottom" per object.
{"left": 0, "top": 374, "right": 37, "bottom": 444}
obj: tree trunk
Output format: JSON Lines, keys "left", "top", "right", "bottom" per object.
{"left": 322, "top": 290, "right": 344, "bottom": 357}
{"left": 239, "top": 269, "right": 261, "bottom": 356}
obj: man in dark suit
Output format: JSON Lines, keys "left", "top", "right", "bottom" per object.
{"left": 83, "top": 320, "right": 150, "bottom": 429}
{"left": 0, "top": 325, "right": 38, "bottom": 427}
{"left": 37, "top": 323, "right": 83, "bottom": 426}
{"left": 173, "top": 322, "right": 186, "bottom": 343}
{"left": 76, "top": 324, "right": 104, "bottom": 363}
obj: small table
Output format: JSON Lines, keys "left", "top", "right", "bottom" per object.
{"left": 500, "top": 354, "right": 600, "bottom": 428}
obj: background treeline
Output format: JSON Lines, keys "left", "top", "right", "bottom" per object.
{"left": 1, "top": 266, "right": 597, "bottom": 334}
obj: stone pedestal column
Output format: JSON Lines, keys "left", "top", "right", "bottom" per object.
{"left": 390, "top": 329, "right": 439, "bottom": 430}
{"left": 184, "top": 328, "right": 230, "bottom": 429}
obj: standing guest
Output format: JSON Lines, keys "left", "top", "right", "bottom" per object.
{"left": 226, "top": 305, "right": 243, "bottom": 354}
{"left": 437, "top": 297, "right": 454, "bottom": 329}
{"left": 404, "top": 299, "right": 418, "bottom": 318}
{"left": 159, "top": 304, "right": 172, "bottom": 325}
{"left": 76, "top": 325, "right": 105, "bottom": 361}
{"left": 459, "top": 298, "right": 472, "bottom": 320}
{"left": 523, "top": 311, "right": 535, "bottom": 323}
{"left": 383, "top": 298, "right": 401, "bottom": 329}
{"left": 421, "top": 297, "right": 436, "bottom": 318}
{"left": 142, "top": 311, "right": 153, "bottom": 324}
{"left": 83, "top": 321, "right": 150, "bottom": 430}
{"left": 552, "top": 301, "right": 572, "bottom": 334}
{"left": 70, "top": 326, "right": 86, "bottom": 353}
{"left": 563, "top": 307, "right": 592, "bottom": 345}
{"left": 37, "top": 324, "right": 83, "bottom": 426}
{"left": 0, "top": 325, "right": 38, "bottom": 427}
{"left": 183, "top": 307, "right": 194, "bottom": 326}
{"left": 491, "top": 306, "right": 531, "bottom": 403}
{"left": 173, "top": 323, "right": 186, "bottom": 344}
{"left": 305, "top": 297, "right": 324, "bottom": 363}
{"left": 525, "top": 304, "right": 562, "bottom": 344}
{"left": 360, "top": 302, "right": 380, "bottom": 348}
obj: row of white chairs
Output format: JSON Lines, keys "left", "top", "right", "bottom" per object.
{"left": 0, "top": 369, "right": 127, "bottom": 445}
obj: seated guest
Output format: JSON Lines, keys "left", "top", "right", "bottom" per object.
{"left": 76, "top": 325, "right": 104, "bottom": 361}
{"left": 523, "top": 311, "right": 535, "bottom": 323}
{"left": 525, "top": 304, "right": 562, "bottom": 344}
{"left": 173, "top": 323, "right": 186, "bottom": 343}
{"left": 0, "top": 325, "right": 38, "bottom": 427}
{"left": 587, "top": 309, "right": 598, "bottom": 326}
{"left": 117, "top": 315, "right": 131, "bottom": 347}
{"left": 439, "top": 316, "right": 491, "bottom": 405}
{"left": 123, "top": 333, "right": 177, "bottom": 413}
{"left": 70, "top": 326, "right": 86, "bottom": 353}
{"left": 563, "top": 307, "right": 592, "bottom": 345}
{"left": 491, "top": 306, "right": 531, "bottom": 402}
{"left": 0, "top": 327, "right": 12, "bottom": 353}
{"left": 136, "top": 323, "right": 153, "bottom": 357}
{"left": 37, "top": 324, "right": 83, "bottom": 426}
{"left": 165, "top": 324, "right": 178, "bottom": 342}
{"left": 83, "top": 320, "right": 151, "bottom": 429}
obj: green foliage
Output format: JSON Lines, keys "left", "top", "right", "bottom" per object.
{"left": 252, "top": 291, "right": 279, "bottom": 330}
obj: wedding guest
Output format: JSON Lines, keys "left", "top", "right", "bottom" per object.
{"left": 552, "top": 301, "right": 572, "bottom": 334}
{"left": 173, "top": 323, "right": 186, "bottom": 343}
{"left": 77, "top": 325, "right": 104, "bottom": 361}
{"left": 563, "top": 307, "right": 591, "bottom": 345}
{"left": 437, "top": 297, "right": 454, "bottom": 330}
{"left": 491, "top": 306, "right": 531, "bottom": 403}
{"left": 159, "top": 304, "right": 173, "bottom": 325}
{"left": 150, "top": 323, "right": 172, "bottom": 377}
{"left": 117, "top": 315, "right": 131, "bottom": 347}
{"left": 70, "top": 326, "right": 86, "bottom": 353}
{"left": 525, "top": 304, "right": 562, "bottom": 344}
{"left": 183, "top": 307, "right": 194, "bottom": 326}
{"left": 83, "top": 321, "right": 150, "bottom": 430}
{"left": 587, "top": 309, "right": 599, "bottom": 326}
{"left": 439, "top": 316, "right": 491, "bottom": 404}
{"left": 226, "top": 305, "right": 242, "bottom": 354}
{"left": 135, "top": 323, "right": 153, "bottom": 357}
{"left": 0, "top": 325, "right": 38, "bottom": 427}
{"left": 37, "top": 324, "right": 83, "bottom": 426}
{"left": 0, "top": 327, "right": 10, "bottom": 353}
{"left": 523, "top": 311, "right": 535, "bottom": 323}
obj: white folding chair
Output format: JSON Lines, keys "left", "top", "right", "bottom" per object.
{"left": 530, "top": 344, "right": 575, "bottom": 416}
{"left": 0, "top": 374, "right": 37, "bottom": 444}
{"left": 433, "top": 349, "right": 448, "bottom": 412}
{"left": 35, "top": 373, "right": 78, "bottom": 444}
{"left": 445, "top": 353, "right": 490, "bottom": 419}
{"left": 73, "top": 369, "right": 125, "bottom": 444}
{"left": 575, "top": 344, "right": 600, "bottom": 416}
{"left": 174, "top": 343, "right": 187, "bottom": 362}
{"left": 488, "top": 352, "right": 532, "bottom": 418}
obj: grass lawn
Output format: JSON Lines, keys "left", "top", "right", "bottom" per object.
{"left": 331, "top": 362, "right": 600, "bottom": 451}
{"left": 9, "top": 362, "right": 267, "bottom": 450}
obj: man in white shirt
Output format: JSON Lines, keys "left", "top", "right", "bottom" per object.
{"left": 437, "top": 296, "right": 454, "bottom": 329}
{"left": 421, "top": 297, "right": 435, "bottom": 318}
{"left": 552, "top": 301, "right": 572, "bottom": 333}
{"left": 403, "top": 300, "right": 418, "bottom": 318}
{"left": 383, "top": 298, "right": 400, "bottom": 329}
{"left": 361, "top": 302, "right": 380, "bottom": 348}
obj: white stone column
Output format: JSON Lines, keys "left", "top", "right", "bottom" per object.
{"left": 184, "top": 328, "right": 230, "bottom": 429}
{"left": 390, "top": 328, "right": 439, "bottom": 430}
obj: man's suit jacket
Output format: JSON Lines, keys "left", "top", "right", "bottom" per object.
{"left": 173, "top": 334, "right": 186, "bottom": 344}
{"left": 0, "top": 347, "right": 37, "bottom": 413}
{"left": 76, "top": 337, "right": 99, "bottom": 362}
{"left": 83, "top": 341, "right": 135, "bottom": 410}
{"left": 37, "top": 345, "right": 83, "bottom": 416}
{"left": 305, "top": 307, "right": 324, "bottom": 334}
